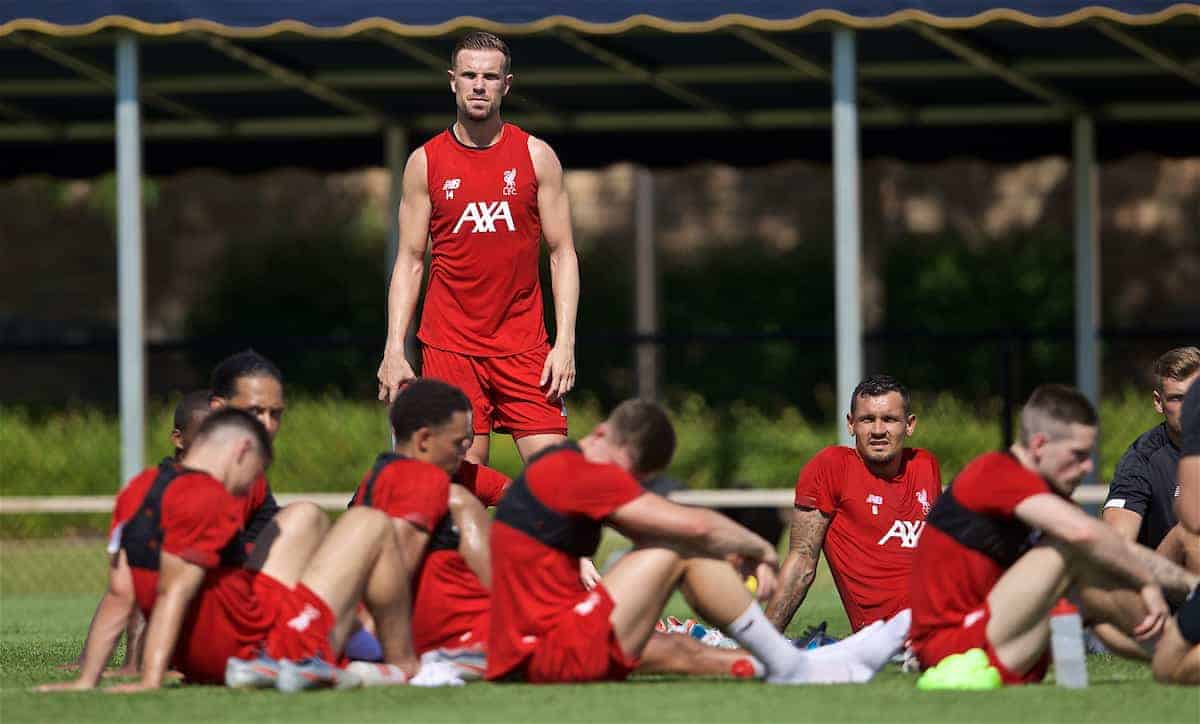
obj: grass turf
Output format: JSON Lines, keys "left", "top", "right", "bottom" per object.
{"left": 3, "top": 539, "right": 1197, "bottom": 723}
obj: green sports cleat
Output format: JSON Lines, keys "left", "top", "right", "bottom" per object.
{"left": 916, "top": 649, "right": 1003, "bottom": 691}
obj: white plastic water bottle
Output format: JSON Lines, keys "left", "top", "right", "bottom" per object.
{"left": 1049, "top": 598, "right": 1088, "bottom": 688}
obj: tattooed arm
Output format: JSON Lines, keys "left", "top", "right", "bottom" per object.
{"left": 764, "top": 506, "right": 831, "bottom": 632}
{"left": 1127, "top": 538, "right": 1200, "bottom": 604}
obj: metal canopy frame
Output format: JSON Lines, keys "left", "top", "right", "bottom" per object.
{"left": 4, "top": 18, "right": 1184, "bottom": 482}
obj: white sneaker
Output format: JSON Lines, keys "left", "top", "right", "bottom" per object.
{"left": 344, "top": 661, "right": 409, "bottom": 687}
{"left": 410, "top": 660, "right": 466, "bottom": 688}
{"left": 420, "top": 645, "right": 487, "bottom": 681}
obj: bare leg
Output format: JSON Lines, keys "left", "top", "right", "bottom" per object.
{"left": 465, "top": 434, "right": 490, "bottom": 466}
{"left": 295, "top": 508, "right": 424, "bottom": 676}
{"left": 514, "top": 433, "right": 568, "bottom": 462}
{"left": 601, "top": 547, "right": 694, "bottom": 658}
{"left": 987, "top": 540, "right": 1179, "bottom": 675}
{"left": 638, "top": 633, "right": 759, "bottom": 678}
{"left": 361, "top": 523, "right": 424, "bottom": 676}
{"left": 245, "top": 502, "right": 330, "bottom": 587}
{"left": 1152, "top": 617, "right": 1200, "bottom": 685}
{"left": 1090, "top": 623, "right": 1151, "bottom": 660}
{"left": 984, "top": 544, "right": 1074, "bottom": 675}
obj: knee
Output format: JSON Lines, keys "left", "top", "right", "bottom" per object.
{"left": 340, "top": 506, "right": 391, "bottom": 537}
{"left": 1152, "top": 649, "right": 1180, "bottom": 684}
{"left": 279, "top": 501, "right": 330, "bottom": 537}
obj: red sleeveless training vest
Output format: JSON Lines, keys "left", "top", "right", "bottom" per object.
{"left": 418, "top": 123, "right": 547, "bottom": 357}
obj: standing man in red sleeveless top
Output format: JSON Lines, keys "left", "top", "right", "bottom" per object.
{"left": 377, "top": 31, "right": 579, "bottom": 467}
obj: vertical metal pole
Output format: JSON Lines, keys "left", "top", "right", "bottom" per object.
{"left": 833, "top": 28, "right": 863, "bottom": 431}
{"left": 116, "top": 34, "right": 145, "bottom": 486}
{"left": 385, "top": 125, "right": 418, "bottom": 368}
{"left": 634, "top": 167, "right": 659, "bottom": 401}
{"left": 1074, "top": 114, "right": 1101, "bottom": 483}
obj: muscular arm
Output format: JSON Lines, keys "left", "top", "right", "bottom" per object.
{"left": 1101, "top": 507, "right": 1144, "bottom": 542}
{"left": 1126, "top": 537, "right": 1200, "bottom": 603}
{"left": 448, "top": 484, "right": 491, "bottom": 589}
{"left": 137, "top": 552, "right": 205, "bottom": 689}
{"left": 607, "top": 493, "right": 778, "bottom": 566}
{"left": 378, "top": 148, "right": 432, "bottom": 402}
{"left": 1015, "top": 493, "right": 1156, "bottom": 589}
{"left": 529, "top": 137, "right": 579, "bottom": 400}
{"left": 72, "top": 553, "right": 138, "bottom": 688}
{"left": 764, "top": 507, "right": 830, "bottom": 632}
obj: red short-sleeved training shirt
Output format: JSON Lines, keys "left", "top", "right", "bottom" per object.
{"left": 793, "top": 446, "right": 942, "bottom": 630}
{"left": 487, "top": 448, "right": 644, "bottom": 680}
{"left": 909, "top": 451, "right": 1050, "bottom": 646}
{"left": 350, "top": 456, "right": 451, "bottom": 533}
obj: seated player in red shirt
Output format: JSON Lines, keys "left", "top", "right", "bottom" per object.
{"left": 57, "top": 388, "right": 214, "bottom": 683}
{"left": 221, "top": 379, "right": 474, "bottom": 691}
{"left": 1151, "top": 377, "right": 1200, "bottom": 685}
{"left": 38, "top": 409, "right": 284, "bottom": 692}
{"left": 766, "top": 374, "right": 941, "bottom": 635}
{"left": 407, "top": 462, "right": 771, "bottom": 681}
{"left": 487, "top": 399, "right": 911, "bottom": 685}
{"left": 910, "top": 384, "right": 1200, "bottom": 686}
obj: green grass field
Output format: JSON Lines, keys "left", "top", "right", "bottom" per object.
{"left": 3, "top": 538, "right": 1197, "bottom": 723}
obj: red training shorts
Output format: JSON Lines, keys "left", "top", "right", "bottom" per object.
{"left": 171, "top": 569, "right": 275, "bottom": 684}
{"left": 421, "top": 343, "right": 568, "bottom": 439}
{"left": 522, "top": 584, "right": 640, "bottom": 684}
{"left": 913, "top": 602, "right": 1050, "bottom": 686}
{"left": 265, "top": 583, "right": 337, "bottom": 663}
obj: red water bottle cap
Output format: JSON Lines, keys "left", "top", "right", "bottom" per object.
{"left": 1050, "top": 598, "right": 1078, "bottom": 616}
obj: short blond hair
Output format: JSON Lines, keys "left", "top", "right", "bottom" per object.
{"left": 452, "top": 31, "right": 511, "bottom": 74}
{"left": 1152, "top": 346, "right": 1200, "bottom": 391}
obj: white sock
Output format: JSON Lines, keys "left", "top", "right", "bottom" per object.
{"left": 725, "top": 603, "right": 803, "bottom": 677}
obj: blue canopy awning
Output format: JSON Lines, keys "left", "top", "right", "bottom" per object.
{"left": 1, "top": 2, "right": 1197, "bottom": 175}
{"left": 2, "top": 2, "right": 1194, "bottom": 34}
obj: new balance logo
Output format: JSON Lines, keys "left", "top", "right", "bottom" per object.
{"left": 286, "top": 604, "right": 322, "bottom": 632}
{"left": 877, "top": 520, "right": 926, "bottom": 548}
{"left": 453, "top": 201, "right": 515, "bottom": 233}
{"left": 442, "top": 178, "right": 461, "bottom": 199}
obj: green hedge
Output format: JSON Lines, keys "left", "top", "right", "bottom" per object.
{"left": 1, "top": 389, "right": 1160, "bottom": 497}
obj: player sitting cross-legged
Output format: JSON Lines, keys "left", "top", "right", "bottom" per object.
{"left": 486, "top": 399, "right": 911, "bottom": 685}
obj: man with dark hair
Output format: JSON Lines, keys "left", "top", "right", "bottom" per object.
{"left": 1104, "top": 347, "right": 1200, "bottom": 550}
{"left": 171, "top": 389, "right": 213, "bottom": 459}
{"left": 1151, "top": 378, "right": 1200, "bottom": 685}
{"left": 766, "top": 374, "right": 941, "bottom": 633}
{"left": 910, "top": 384, "right": 1199, "bottom": 686}
{"left": 226, "top": 378, "right": 476, "bottom": 691}
{"left": 376, "top": 29, "right": 580, "bottom": 468}
{"left": 487, "top": 399, "right": 911, "bottom": 685}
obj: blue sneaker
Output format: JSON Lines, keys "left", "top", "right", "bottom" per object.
{"left": 276, "top": 657, "right": 361, "bottom": 693}
{"left": 225, "top": 652, "right": 281, "bottom": 689}
{"left": 791, "top": 621, "right": 840, "bottom": 650}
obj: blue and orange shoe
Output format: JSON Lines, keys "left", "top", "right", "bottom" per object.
{"left": 276, "top": 657, "right": 361, "bottom": 693}
{"left": 224, "top": 652, "right": 282, "bottom": 689}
